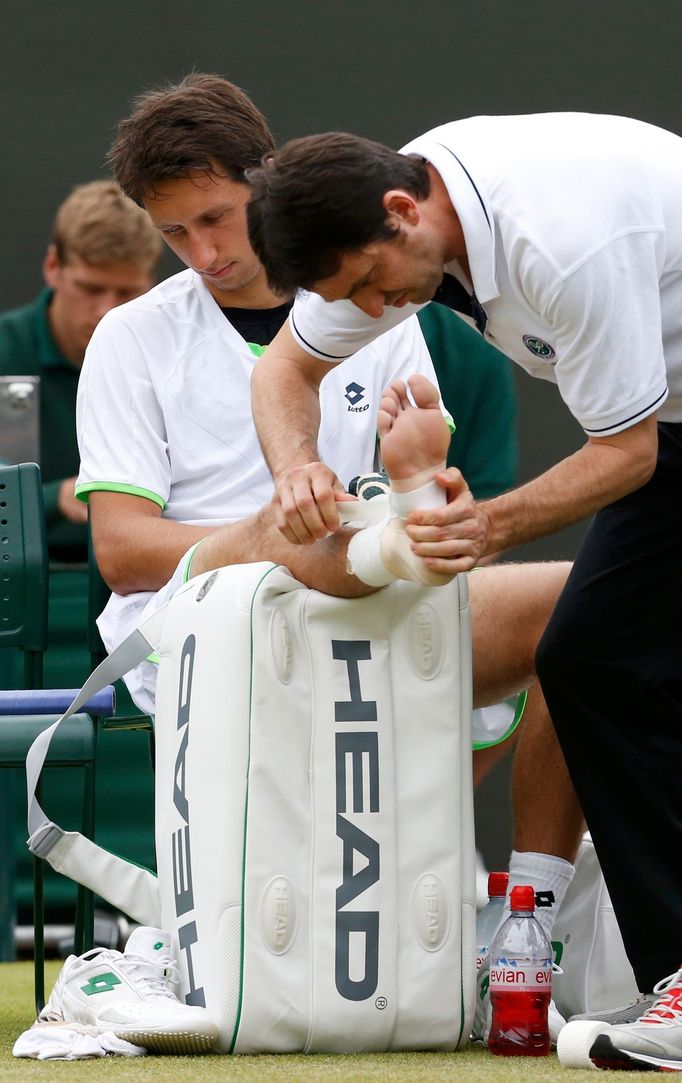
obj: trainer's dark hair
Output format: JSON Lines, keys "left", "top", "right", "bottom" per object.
{"left": 109, "top": 73, "right": 275, "bottom": 203}
{"left": 246, "top": 132, "right": 430, "bottom": 294}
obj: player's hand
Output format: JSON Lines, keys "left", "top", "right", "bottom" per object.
{"left": 272, "top": 462, "right": 354, "bottom": 544}
{"left": 403, "top": 467, "right": 490, "bottom": 573}
{"left": 58, "top": 477, "right": 89, "bottom": 524}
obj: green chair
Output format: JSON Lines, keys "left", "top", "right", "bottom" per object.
{"left": 0, "top": 462, "right": 98, "bottom": 1013}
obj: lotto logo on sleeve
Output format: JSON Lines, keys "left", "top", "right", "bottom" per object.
{"left": 344, "top": 382, "right": 370, "bottom": 412}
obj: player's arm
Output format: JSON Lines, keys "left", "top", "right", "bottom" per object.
{"left": 251, "top": 320, "right": 350, "bottom": 543}
{"left": 90, "top": 489, "right": 378, "bottom": 600}
{"left": 89, "top": 491, "right": 220, "bottom": 594}
{"left": 404, "top": 414, "right": 658, "bottom": 572}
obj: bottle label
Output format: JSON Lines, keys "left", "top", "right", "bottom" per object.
{"left": 490, "top": 957, "right": 552, "bottom": 990}
{"left": 476, "top": 945, "right": 489, "bottom": 971}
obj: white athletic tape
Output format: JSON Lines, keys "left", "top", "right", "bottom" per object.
{"left": 335, "top": 495, "right": 388, "bottom": 527}
{"left": 557, "top": 1019, "right": 611, "bottom": 1069}
{"left": 346, "top": 514, "right": 396, "bottom": 587}
{"left": 390, "top": 479, "right": 445, "bottom": 517}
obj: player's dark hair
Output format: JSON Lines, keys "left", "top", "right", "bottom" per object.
{"left": 110, "top": 73, "right": 275, "bottom": 203}
{"left": 246, "top": 132, "right": 431, "bottom": 294}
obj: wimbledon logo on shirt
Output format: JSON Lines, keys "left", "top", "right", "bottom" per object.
{"left": 523, "top": 335, "right": 556, "bottom": 361}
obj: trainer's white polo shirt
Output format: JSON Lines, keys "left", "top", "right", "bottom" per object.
{"left": 76, "top": 268, "right": 440, "bottom": 664}
{"left": 290, "top": 112, "right": 682, "bottom": 436}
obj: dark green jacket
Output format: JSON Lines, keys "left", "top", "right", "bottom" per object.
{"left": 0, "top": 289, "right": 86, "bottom": 560}
{"left": 418, "top": 303, "right": 518, "bottom": 499}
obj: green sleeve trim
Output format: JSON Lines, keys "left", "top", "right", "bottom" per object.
{"left": 143, "top": 540, "right": 207, "bottom": 664}
{"left": 75, "top": 481, "right": 167, "bottom": 510}
{"left": 472, "top": 689, "right": 528, "bottom": 751}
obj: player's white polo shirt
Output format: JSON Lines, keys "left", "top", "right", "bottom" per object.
{"left": 289, "top": 112, "right": 682, "bottom": 436}
{"left": 76, "top": 267, "right": 439, "bottom": 523}
{"left": 76, "top": 267, "right": 443, "bottom": 673}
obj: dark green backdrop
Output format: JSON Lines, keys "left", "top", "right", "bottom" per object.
{"left": 1, "top": 0, "right": 679, "bottom": 869}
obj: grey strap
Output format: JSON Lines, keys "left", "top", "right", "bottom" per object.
{"left": 26, "top": 605, "right": 168, "bottom": 839}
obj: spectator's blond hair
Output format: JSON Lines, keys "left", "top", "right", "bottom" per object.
{"left": 52, "top": 180, "right": 162, "bottom": 272}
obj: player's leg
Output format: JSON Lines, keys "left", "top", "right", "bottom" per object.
{"left": 470, "top": 560, "right": 583, "bottom": 962}
{"left": 469, "top": 561, "right": 571, "bottom": 706}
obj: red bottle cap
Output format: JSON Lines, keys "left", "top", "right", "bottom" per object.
{"left": 487, "top": 872, "right": 509, "bottom": 898}
{"left": 509, "top": 884, "right": 535, "bottom": 911}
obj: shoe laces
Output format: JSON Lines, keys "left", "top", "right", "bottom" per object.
{"left": 639, "top": 970, "right": 682, "bottom": 1026}
{"left": 77, "top": 946, "right": 181, "bottom": 1001}
{"left": 120, "top": 951, "right": 181, "bottom": 1000}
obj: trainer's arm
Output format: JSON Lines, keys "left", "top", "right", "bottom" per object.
{"left": 404, "top": 414, "right": 659, "bottom": 571}
{"left": 251, "top": 321, "right": 350, "bottom": 544}
{"left": 90, "top": 490, "right": 376, "bottom": 599}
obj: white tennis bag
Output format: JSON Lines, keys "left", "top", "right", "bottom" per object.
{"left": 27, "top": 562, "right": 476, "bottom": 1054}
{"left": 552, "top": 834, "right": 638, "bottom": 1019}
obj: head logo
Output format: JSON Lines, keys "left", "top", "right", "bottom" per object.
{"left": 344, "top": 382, "right": 365, "bottom": 406}
{"left": 523, "top": 335, "right": 556, "bottom": 360}
{"left": 196, "top": 570, "right": 219, "bottom": 602}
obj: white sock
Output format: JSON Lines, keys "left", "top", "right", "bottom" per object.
{"left": 503, "top": 850, "right": 575, "bottom": 943}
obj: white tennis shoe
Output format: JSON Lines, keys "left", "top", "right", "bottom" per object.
{"left": 39, "top": 926, "right": 217, "bottom": 1054}
{"left": 588, "top": 965, "right": 682, "bottom": 1071}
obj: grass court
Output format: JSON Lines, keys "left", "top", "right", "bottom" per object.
{"left": 0, "top": 961, "right": 654, "bottom": 1082}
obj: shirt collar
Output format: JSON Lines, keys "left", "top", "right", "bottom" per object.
{"left": 399, "top": 136, "right": 499, "bottom": 305}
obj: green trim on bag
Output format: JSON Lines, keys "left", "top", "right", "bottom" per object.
{"left": 471, "top": 689, "right": 528, "bottom": 751}
{"left": 231, "top": 563, "right": 283, "bottom": 1054}
{"left": 183, "top": 540, "right": 206, "bottom": 583}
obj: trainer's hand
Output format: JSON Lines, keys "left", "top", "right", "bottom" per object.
{"left": 272, "top": 462, "right": 354, "bottom": 544}
{"left": 403, "top": 467, "right": 490, "bottom": 573}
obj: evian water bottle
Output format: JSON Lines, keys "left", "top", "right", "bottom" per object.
{"left": 488, "top": 884, "right": 552, "bottom": 1056}
{"left": 476, "top": 871, "right": 509, "bottom": 972}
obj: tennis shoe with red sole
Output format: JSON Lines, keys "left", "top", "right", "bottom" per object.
{"left": 39, "top": 926, "right": 217, "bottom": 1054}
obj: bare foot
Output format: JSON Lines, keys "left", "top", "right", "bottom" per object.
{"left": 378, "top": 375, "right": 450, "bottom": 490}
{"left": 347, "top": 375, "right": 454, "bottom": 588}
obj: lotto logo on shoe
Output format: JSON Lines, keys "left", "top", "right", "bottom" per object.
{"left": 80, "top": 972, "right": 122, "bottom": 996}
{"left": 490, "top": 959, "right": 552, "bottom": 989}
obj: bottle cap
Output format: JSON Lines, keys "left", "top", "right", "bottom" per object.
{"left": 487, "top": 872, "right": 509, "bottom": 898}
{"left": 509, "top": 884, "right": 535, "bottom": 911}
